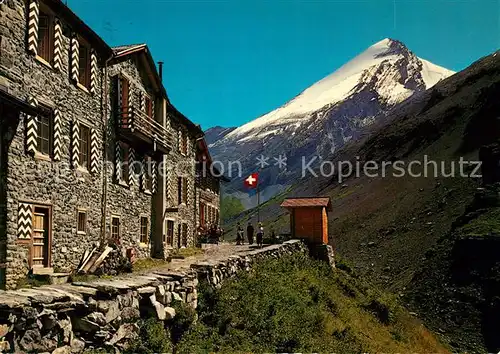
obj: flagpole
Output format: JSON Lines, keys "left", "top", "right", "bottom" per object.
{"left": 257, "top": 179, "right": 260, "bottom": 224}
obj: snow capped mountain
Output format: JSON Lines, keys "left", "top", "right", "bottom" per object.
{"left": 210, "top": 38, "right": 455, "bottom": 209}
{"left": 221, "top": 38, "right": 453, "bottom": 144}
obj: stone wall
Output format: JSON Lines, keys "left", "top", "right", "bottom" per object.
{"left": 0, "top": 0, "right": 106, "bottom": 288}
{"left": 0, "top": 240, "right": 306, "bottom": 353}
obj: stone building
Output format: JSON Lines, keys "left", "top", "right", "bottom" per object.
{"left": 105, "top": 44, "right": 171, "bottom": 260}
{"left": 0, "top": 0, "right": 113, "bottom": 289}
{"left": 0, "top": 0, "right": 222, "bottom": 290}
{"left": 195, "top": 137, "right": 225, "bottom": 232}
{"left": 163, "top": 105, "right": 203, "bottom": 249}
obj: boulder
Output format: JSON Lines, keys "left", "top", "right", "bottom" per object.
{"left": 52, "top": 345, "right": 71, "bottom": 354}
{"left": 107, "top": 323, "right": 139, "bottom": 345}
{"left": 70, "top": 338, "right": 85, "bottom": 353}
{"left": 58, "top": 317, "right": 73, "bottom": 344}
{"left": 104, "top": 301, "right": 120, "bottom": 323}
{"left": 120, "top": 307, "right": 140, "bottom": 322}
{"left": 153, "top": 301, "right": 166, "bottom": 320}
{"left": 72, "top": 318, "right": 100, "bottom": 333}
{"left": 86, "top": 312, "right": 106, "bottom": 326}
{"left": 165, "top": 307, "right": 176, "bottom": 320}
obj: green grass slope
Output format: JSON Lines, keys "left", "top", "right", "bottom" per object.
{"left": 176, "top": 254, "right": 447, "bottom": 353}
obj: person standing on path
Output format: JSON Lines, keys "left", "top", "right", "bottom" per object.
{"left": 256, "top": 222, "right": 264, "bottom": 248}
{"left": 247, "top": 222, "right": 254, "bottom": 245}
{"left": 236, "top": 223, "right": 244, "bottom": 245}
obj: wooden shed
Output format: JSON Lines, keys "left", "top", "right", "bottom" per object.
{"left": 280, "top": 197, "right": 332, "bottom": 245}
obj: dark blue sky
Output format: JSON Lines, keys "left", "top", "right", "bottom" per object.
{"left": 71, "top": 0, "right": 499, "bottom": 130}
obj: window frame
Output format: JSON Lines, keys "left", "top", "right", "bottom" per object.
{"left": 78, "top": 38, "right": 92, "bottom": 90}
{"left": 79, "top": 124, "right": 91, "bottom": 171}
{"left": 36, "top": 104, "right": 53, "bottom": 158}
{"left": 182, "top": 223, "right": 188, "bottom": 247}
{"left": 166, "top": 220, "right": 174, "bottom": 245}
{"left": 144, "top": 95, "right": 153, "bottom": 118}
{"left": 143, "top": 155, "right": 153, "bottom": 192}
{"left": 140, "top": 216, "right": 148, "bottom": 244}
{"left": 111, "top": 215, "right": 120, "bottom": 240}
{"left": 177, "top": 177, "right": 182, "bottom": 205}
{"left": 77, "top": 209, "right": 87, "bottom": 235}
{"left": 182, "top": 177, "right": 188, "bottom": 205}
{"left": 36, "top": 8, "right": 54, "bottom": 64}
{"left": 180, "top": 131, "right": 188, "bottom": 155}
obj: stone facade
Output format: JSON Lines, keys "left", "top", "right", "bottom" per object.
{"left": 0, "top": 0, "right": 210, "bottom": 290}
{"left": 195, "top": 138, "right": 223, "bottom": 231}
{"left": 163, "top": 115, "right": 201, "bottom": 250}
{"left": 0, "top": 0, "right": 109, "bottom": 289}
{"left": 0, "top": 240, "right": 306, "bottom": 353}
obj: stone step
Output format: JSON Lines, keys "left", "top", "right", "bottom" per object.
{"left": 32, "top": 267, "right": 54, "bottom": 275}
{"left": 34, "top": 272, "right": 71, "bottom": 285}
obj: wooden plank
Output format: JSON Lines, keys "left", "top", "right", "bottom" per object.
{"left": 88, "top": 246, "right": 113, "bottom": 273}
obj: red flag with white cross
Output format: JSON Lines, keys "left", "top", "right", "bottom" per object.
{"left": 244, "top": 173, "right": 259, "bottom": 189}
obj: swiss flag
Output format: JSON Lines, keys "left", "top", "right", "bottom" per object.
{"left": 244, "top": 173, "right": 259, "bottom": 189}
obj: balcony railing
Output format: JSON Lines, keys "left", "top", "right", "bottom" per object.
{"left": 117, "top": 106, "right": 172, "bottom": 153}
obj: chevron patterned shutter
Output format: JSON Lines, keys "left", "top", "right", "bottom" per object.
{"left": 151, "top": 160, "right": 157, "bottom": 194}
{"left": 26, "top": 97, "right": 38, "bottom": 155}
{"left": 53, "top": 18, "right": 63, "bottom": 71}
{"left": 90, "top": 49, "right": 98, "bottom": 94}
{"left": 70, "top": 36, "right": 79, "bottom": 83}
{"left": 53, "top": 108, "right": 62, "bottom": 161}
{"left": 90, "top": 128, "right": 98, "bottom": 173}
{"left": 151, "top": 99, "right": 155, "bottom": 119}
{"left": 128, "top": 147, "right": 136, "bottom": 186}
{"left": 128, "top": 84, "right": 134, "bottom": 129}
{"left": 117, "top": 76, "right": 122, "bottom": 112}
{"left": 140, "top": 155, "right": 146, "bottom": 191}
{"left": 27, "top": 0, "right": 39, "bottom": 55}
{"left": 178, "top": 129, "right": 182, "bottom": 153}
{"left": 18, "top": 203, "right": 33, "bottom": 239}
{"left": 115, "top": 141, "right": 122, "bottom": 181}
{"left": 71, "top": 120, "right": 80, "bottom": 168}
{"left": 139, "top": 91, "right": 145, "bottom": 113}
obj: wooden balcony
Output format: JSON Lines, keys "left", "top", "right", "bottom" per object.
{"left": 117, "top": 106, "right": 172, "bottom": 154}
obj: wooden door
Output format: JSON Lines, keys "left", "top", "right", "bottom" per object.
{"left": 31, "top": 207, "right": 50, "bottom": 268}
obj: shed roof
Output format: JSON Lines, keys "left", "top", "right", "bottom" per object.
{"left": 281, "top": 197, "right": 332, "bottom": 210}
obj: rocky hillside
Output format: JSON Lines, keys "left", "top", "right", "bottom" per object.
{"left": 228, "top": 50, "right": 500, "bottom": 352}
{"left": 210, "top": 38, "right": 454, "bottom": 207}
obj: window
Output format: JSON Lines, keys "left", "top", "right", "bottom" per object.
{"left": 182, "top": 223, "right": 188, "bottom": 247}
{"left": 118, "top": 142, "right": 129, "bottom": 184}
{"left": 37, "top": 12, "right": 53, "bottom": 62}
{"left": 140, "top": 216, "right": 148, "bottom": 243}
{"left": 166, "top": 220, "right": 174, "bottom": 245}
{"left": 145, "top": 96, "right": 153, "bottom": 118}
{"left": 177, "top": 177, "right": 182, "bottom": 205}
{"left": 78, "top": 41, "right": 91, "bottom": 89}
{"left": 77, "top": 211, "right": 86, "bottom": 234}
{"left": 180, "top": 131, "right": 188, "bottom": 155}
{"left": 183, "top": 178, "right": 188, "bottom": 204}
{"left": 199, "top": 202, "right": 205, "bottom": 226}
{"left": 79, "top": 124, "right": 90, "bottom": 170}
{"left": 36, "top": 105, "right": 53, "bottom": 157}
{"left": 111, "top": 216, "right": 120, "bottom": 240}
{"left": 178, "top": 177, "right": 187, "bottom": 204}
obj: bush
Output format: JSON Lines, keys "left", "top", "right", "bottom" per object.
{"left": 125, "top": 318, "right": 172, "bottom": 354}
{"left": 170, "top": 301, "right": 197, "bottom": 344}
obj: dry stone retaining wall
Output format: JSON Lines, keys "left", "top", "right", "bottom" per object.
{"left": 0, "top": 240, "right": 306, "bottom": 353}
